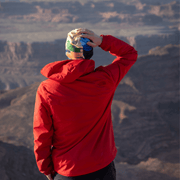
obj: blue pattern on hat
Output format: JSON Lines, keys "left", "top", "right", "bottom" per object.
{"left": 80, "top": 37, "right": 93, "bottom": 51}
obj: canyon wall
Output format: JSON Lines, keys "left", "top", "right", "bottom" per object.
{"left": 0, "top": 31, "right": 179, "bottom": 90}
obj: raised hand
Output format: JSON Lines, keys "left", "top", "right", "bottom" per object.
{"left": 77, "top": 28, "right": 103, "bottom": 47}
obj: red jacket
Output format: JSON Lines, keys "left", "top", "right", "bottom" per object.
{"left": 33, "top": 35, "right": 138, "bottom": 176}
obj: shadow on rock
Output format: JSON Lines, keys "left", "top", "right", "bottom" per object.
{"left": 0, "top": 141, "right": 46, "bottom": 180}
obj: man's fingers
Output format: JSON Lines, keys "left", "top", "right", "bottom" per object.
{"left": 87, "top": 41, "right": 97, "bottom": 47}
{"left": 77, "top": 28, "right": 93, "bottom": 35}
{"left": 80, "top": 34, "right": 93, "bottom": 40}
{"left": 77, "top": 28, "right": 99, "bottom": 47}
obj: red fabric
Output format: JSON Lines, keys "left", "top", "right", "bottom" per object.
{"left": 33, "top": 35, "right": 138, "bottom": 176}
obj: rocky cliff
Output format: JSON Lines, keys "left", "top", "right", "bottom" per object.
{"left": 0, "top": 30, "right": 179, "bottom": 90}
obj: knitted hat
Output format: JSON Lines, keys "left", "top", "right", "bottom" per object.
{"left": 65, "top": 28, "right": 93, "bottom": 59}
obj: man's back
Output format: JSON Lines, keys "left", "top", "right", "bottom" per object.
{"left": 35, "top": 58, "right": 117, "bottom": 176}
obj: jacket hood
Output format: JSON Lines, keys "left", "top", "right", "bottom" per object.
{"left": 41, "top": 59, "right": 95, "bottom": 83}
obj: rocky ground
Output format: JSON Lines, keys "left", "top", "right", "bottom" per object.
{"left": 0, "top": 0, "right": 179, "bottom": 180}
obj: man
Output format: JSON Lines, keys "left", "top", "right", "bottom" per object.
{"left": 33, "top": 28, "right": 138, "bottom": 180}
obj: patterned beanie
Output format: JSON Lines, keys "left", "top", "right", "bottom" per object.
{"left": 65, "top": 28, "right": 93, "bottom": 59}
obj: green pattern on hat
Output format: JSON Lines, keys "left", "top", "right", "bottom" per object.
{"left": 66, "top": 40, "right": 81, "bottom": 53}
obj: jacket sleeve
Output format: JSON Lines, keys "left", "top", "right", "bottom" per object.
{"left": 98, "top": 35, "right": 138, "bottom": 87}
{"left": 33, "top": 84, "right": 54, "bottom": 175}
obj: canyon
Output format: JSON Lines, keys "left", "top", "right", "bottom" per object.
{"left": 0, "top": 0, "right": 179, "bottom": 180}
